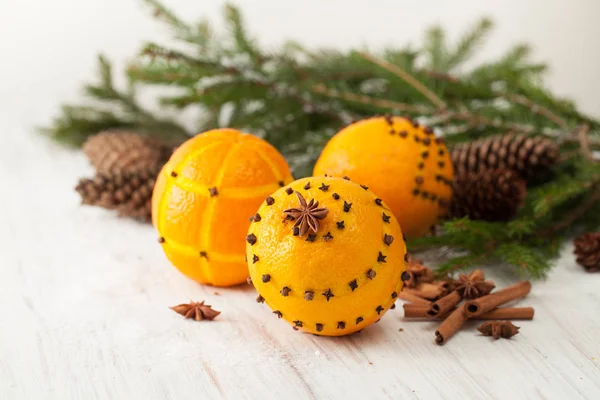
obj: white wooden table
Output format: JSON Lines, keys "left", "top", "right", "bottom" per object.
{"left": 2, "top": 132, "right": 600, "bottom": 400}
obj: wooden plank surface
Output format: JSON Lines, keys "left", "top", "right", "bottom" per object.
{"left": 1, "top": 133, "right": 599, "bottom": 400}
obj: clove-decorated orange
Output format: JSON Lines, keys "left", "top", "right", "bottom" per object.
{"left": 152, "top": 129, "right": 293, "bottom": 287}
{"left": 246, "top": 176, "right": 407, "bottom": 336}
{"left": 313, "top": 116, "right": 453, "bottom": 238}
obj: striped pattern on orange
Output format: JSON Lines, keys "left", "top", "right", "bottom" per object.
{"left": 152, "top": 129, "right": 293, "bottom": 287}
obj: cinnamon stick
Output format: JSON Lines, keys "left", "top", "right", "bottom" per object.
{"left": 404, "top": 303, "right": 438, "bottom": 318}
{"left": 483, "top": 307, "right": 534, "bottom": 320}
{"left": 438, "top": 280, "right": 454, "bottom": 293}
{"left": 398, "top": 291, "right": 431, "bottom": 306}
{"left": 403, "top": 282, "right": 446, "bottom": 300}
{"left": 435, "top": 304, "right": 468, "bottom": 345}
{"left": 404, "top": 305, "right": 534, "bottom": 320}
{"left": 464, "top": 281, "right": 531, "bottom": 317}
{"left": 427, "top": 291, "right": 462, "bottom": 317}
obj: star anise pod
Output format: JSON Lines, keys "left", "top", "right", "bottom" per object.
{"left": 455, "top": 270, "right": 495, "bottom": 299}
{"left": 477, "top": 321, "right": 520, "bottom": 340}
{"left": 283, "top": 191, "right": 329, "bottom": 237}
{"left": 170, "top": 301, "right": 221, "bottom": 321}
{"left": 403, "top": 255, "right": 435, "bottom": 288}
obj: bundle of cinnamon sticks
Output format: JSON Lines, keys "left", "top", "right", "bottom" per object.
{"left": 400, "top": 259, "right": 534, "bottom": 345}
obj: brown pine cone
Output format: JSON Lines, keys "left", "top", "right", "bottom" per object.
{"left": 451, "top": 168, "right": 527, "bottom": 222}
{"left": 574, "top": 232, "right": 600, "bottom": 272}
{"left": 451, "top": 134, "right": 559, "bottom": 183}
{"left": 75, "top": 168, "right": 159, "bottom": 222}
{"left": 83, "top": 131, "right": 172, "bottom": 174}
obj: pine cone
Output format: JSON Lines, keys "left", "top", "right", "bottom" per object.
{"left": 75, "top": 168, "right": 159, "bottom": 222}
{"left": 573, "top": 232, "right": 600, "bottom": 272}
{"left": 451, "top": 168, "right": 527, "bottom": 221}
{"left": 451, "top": 134, "right": 559, "bottom": 183}
{"left": 83, "top": 131, "right": 171, "bottom": 174}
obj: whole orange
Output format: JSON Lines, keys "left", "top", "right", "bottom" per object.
{"left": 152, "top": 129, "right": 293, "bottom": 287}
{"left": 314, "top": 116, "right": 453, "bottom": 238}
{"left": 247, "top": 176, "right": 407, "bottom": 336}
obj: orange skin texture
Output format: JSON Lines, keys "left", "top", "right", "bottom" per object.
{"left": 152, "top": 129, "right": 293, "bottom": 287}
{"left": 313, "top": 117, "right": 453, "bottom": 238}
{"left": 247, "top": 177, "right": 406, "bottom": 336}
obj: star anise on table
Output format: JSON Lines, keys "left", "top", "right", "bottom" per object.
{"left": 477, "top": 321, "right": 520, "bottom": 340}
{"left": 454, "top": 270, "right": 495, "bottom": 299}
{"left": 170, "top": 301, "right": 221, "bottom": 321}
{"left": 283, "top": 191, "right": 329, "bottom": 237}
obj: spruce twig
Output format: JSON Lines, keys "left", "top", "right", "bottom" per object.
{"left": 540, "top": 188, "right": 600, "bottom": 237}
{"left": 312, "top": 84, "right": 433, "bottom": 114}
{"left": 423, "top": 26, "right": 446, "bottom": 72}
{"left": 358, "top": 52, "right": 447, "bottom": 109}
{"left": 577, "top": 124, "right": 593, "bottom": 161}
{"left": 504, "top": 94, "right": 568, "bottom": 129}
{"left": 444, "top": 18, "right": 493, "bottom": 70}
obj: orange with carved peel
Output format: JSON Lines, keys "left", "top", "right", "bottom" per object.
{"left": 152, "top": 129, "right": 293, "bottom": 287}
{"left": 247, "top": 176, "right": 407, "bottom": 336}
{"left": 314, "top": 116, "right": 453, "bottom": 238}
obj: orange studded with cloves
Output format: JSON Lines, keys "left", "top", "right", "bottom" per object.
{"left": 152, "top": 129, "right": 293, "bottom": 287}
{"left": 246, "top": 176, "right": 407, "bottom": 336}
{"left": 314, "top": 116, "right": 453, "bottom": 238}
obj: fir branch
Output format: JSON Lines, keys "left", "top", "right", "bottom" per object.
{"left": 581, "top": 203, "right": 600, "bottom": 231}
{"left": 421, "top": 69, "right": 460, "bottom": 83}
{"left": 144, "top": 0, "right": 189, "bottom": 33}
{"left": 494, "top": 243, "right": 552, "bottom": 279}
{"left": 312, "top": 84, "right": 433, "bottom": 114}
{"left": 530, "top": 165, "right": 600, "bottom": 220}
{"left": 143, "top": 0, "right": 211, "bottom": 47}
{"left": 418, "top": 68, "right": 569, "bottom": 131}
{"left": 41, "top": 55, "right": 189, "bottom": 146}
{"left": 540, "top": 188, "right": 600, "bottom": 237}
{"left": 445, "top": 17, "right": 493, "bottom": 70}
{"left": 140, "top": 43, "right": 229, "bottom": 72}
{"left": 437, "top": 252, "right": 492, "bottom": 276}
{"left": 441, "top": 110, "right": 538, "bottom": 135}
{"left": 43, "top": 0, "right": 600, "bottom": 278}
{"left": 503, "top": 93, "right": 568, "bottom": 129}
{"left": 423, "top": 26, "right": 446, "bottom": 72}
{"left": 502, "top": 44, "right": 532, "bottom": 66}
{"left": 224, "top": 4, "right": 263, "bottom": 66}
{"left": 359, "top": 52, "right": 447, "bottom": 109}
{"left": 577, "top": 124, "right": 593, "bottom": 161}
{"left": 505, "top": 219, "right": 536, "bottom": 240}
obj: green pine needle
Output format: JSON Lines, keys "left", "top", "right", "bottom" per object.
{"left": 423, "top": 26, "right": 447, "bottom": 72}
{"left": 445, "top": 17, "right": 493, "bottom": 70}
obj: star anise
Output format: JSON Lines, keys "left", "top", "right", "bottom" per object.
{"left": 455, "top": 270, "right": 495, "bottom": 299}
{"left": 477, "top": 321, "right": 520, "bottom": 340}
{"left": 283, "top": 191, "right": 329, "bottom": 237}
{"left": 170, "top": 301, "right": 221, "bottom": 321}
